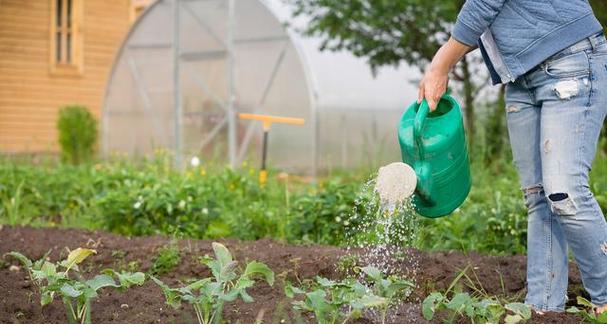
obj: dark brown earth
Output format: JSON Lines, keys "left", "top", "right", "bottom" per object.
{"left": 0, "top": 226, "right": 584, "bottom": 323}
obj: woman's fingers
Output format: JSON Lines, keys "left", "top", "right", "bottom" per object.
{"left": 417, "top": 82, "right": 425, "bottom": 104}
{"left": 426, "top": 89, "right": 440, "bottom": 112}
{"left": 417, "top": 70, "right": 447, "bottom": 111}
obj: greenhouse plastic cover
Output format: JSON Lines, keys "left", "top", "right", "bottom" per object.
{"left": 102, "top": 0, "right": 420, "bottom": 173}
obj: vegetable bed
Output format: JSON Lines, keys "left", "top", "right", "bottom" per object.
{"left": 0, "top": 226, "right": 582, "bottom": 323}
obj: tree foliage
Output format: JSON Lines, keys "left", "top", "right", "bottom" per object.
{"left": 287, "top": 0, "right": 462, "bottom": 73}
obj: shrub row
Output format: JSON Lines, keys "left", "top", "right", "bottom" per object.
{"left": 1, "top": 151, "right": 606, "bottom": 255}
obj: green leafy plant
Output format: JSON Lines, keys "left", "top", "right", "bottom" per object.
{"left": 6, "top": 248, "right": 145, "bottom": 324}
{"left": 422, "top": 292, "right": 531, "bottom": 324}
{"left": 57, "top": 105, "right": 98, "bottom": 164}
{"left": 149, "top": 242, "right": 181, "bottom": 276}
{"left": 151, "top": 242, "right": 274, "bottom": 324}
{"left": 567, "top": 296, "right": 607, "bottom": 323}
{"left": 285, "top": 265, "right": 414, "bottom": 324}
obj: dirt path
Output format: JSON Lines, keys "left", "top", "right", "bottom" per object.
{"left": 0, "top": 226, "right": 582, "bottom": 323}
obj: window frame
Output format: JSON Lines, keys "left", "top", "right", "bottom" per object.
{"left": 49, "top": 0, "right": 83, "bottom": 76}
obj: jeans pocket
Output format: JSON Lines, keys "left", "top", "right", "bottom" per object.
{"left": 543, "top": 50, "right": 590, "bottom": 78}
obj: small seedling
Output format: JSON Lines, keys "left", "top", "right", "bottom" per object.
{"left": 150, "top": 242, "right": 181, "bottom": 275}
{"left": 422, "top": 292, "right": 531, "bottom": 323}
{"left": 285, "top": 265, "right": 414, "bottom": 324}
{"left": 6, "top": 248, "right": 145, "bottom": 324}
{"left": 567, "top": 296, "right": 607, "bottom": 323}
{"left": 152, "top": 242, "right": 274, "bottom": 324}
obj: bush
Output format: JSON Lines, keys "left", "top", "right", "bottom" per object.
{"left": 57, "top": 105, "right": 98, "bottom": 164}
{"left": 1, "top": 153, "right": 606, "bottom": 255}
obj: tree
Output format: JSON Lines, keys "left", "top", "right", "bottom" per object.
{"left": 286, "top": 0, "right": 488, "bottom": 145}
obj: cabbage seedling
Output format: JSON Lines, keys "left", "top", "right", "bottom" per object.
{"left": 151, "top": 242, "right": 274, "bottom": 324}
{"left": 6, "top": 248, "right": 145, "bottom": 324}
{"left": 285, "top": 265, "right": 414, "bottom": 324}
{"left": 422, "top": 291, "right": 532, "bottom": 323}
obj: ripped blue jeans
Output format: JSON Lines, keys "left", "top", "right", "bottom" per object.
{"left": 506, "top": 32, "right": 607, "bottom": 312}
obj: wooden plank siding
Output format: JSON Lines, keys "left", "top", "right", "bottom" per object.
{"left": 0, "top": 0, "right": 132, "bottom": 153}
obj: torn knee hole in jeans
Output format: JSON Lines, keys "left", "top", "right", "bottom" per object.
{"left": 601, "top": 242, "right": 607, "bottom": 256}
{"left": 547, "top": 192, "right": 577, "bottom": 215}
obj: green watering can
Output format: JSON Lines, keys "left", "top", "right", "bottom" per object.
{"left": 398, "top": 94, "right": 471, "bottom": 218}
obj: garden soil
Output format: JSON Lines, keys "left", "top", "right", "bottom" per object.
{"left": 0, "top": 226, "right": 583, "bottom": 323}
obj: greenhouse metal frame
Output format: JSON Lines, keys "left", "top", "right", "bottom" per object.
{"left": 102, "top": 0, "right": 417, "bottom": 174}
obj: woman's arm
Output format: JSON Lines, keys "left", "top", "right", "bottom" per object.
{"left": 419, "top": 0, "right": 507, "bottom": 111}
{"left": 417, "top": 37, "right": 474, "bottom": 111}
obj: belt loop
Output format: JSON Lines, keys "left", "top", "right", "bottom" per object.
{"left": 589, "top": 33, "right": 600, "bottom": 52}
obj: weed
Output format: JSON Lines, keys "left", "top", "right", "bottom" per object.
{"left": 149, "top": 242, "right": 181, "bottom": 276}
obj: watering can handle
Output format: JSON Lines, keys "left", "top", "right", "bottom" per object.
{"left": 412, "top": 100, "right": 435, "bottom": 206}
{"left": 413, "top": 100, "right": 430, "bottom": 159}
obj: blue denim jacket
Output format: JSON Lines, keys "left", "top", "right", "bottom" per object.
{"left": 452, "top": 0, "right": 603, "bottom": 84}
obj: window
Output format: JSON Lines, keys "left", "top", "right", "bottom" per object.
{"left": 50, "top": 0, "right": 82, "bottom": 75}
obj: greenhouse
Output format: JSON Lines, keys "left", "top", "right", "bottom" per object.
{"left": 102, "top": 0, "right": 419, "bottom": 173}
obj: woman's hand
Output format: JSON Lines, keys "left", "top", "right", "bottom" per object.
{"left": 417, "top": 37, "right": 475, "bottom": 111}
{"left": 418, "top": 68, "right": 449, "bottom": 112}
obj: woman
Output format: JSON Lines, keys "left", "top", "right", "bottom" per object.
{"left": 418, "top": 0, "right": 607, "bottom": 314}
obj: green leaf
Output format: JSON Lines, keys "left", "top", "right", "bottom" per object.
{"left": 115, "top": 271, "right": 145, "bottom": 288}
{"left": 361, "top": 266, "right": 382, "bottom": 281}
{"left": 150, "top": 275, "right": 182, "bottom": 309}
{"left": 316, "top": 276, "right": 336, "bottom": 288}
{"left": 211, "top": 242, "right": 232, "bottom": 268}
{"left": 422, "top": 292, "right": 444, "bottom": 321}
{"left": 219, "top": 260, "right": 239, "bottom": 282}
{"left": 239, "top": 289, "right": 254, "bottom": 303}
{"left": 40, "top": 291, "right": 54, "bottom": 306}
{"left": 351, "top": 295, "right": 387, "bottom": 310}
{"left": 486, "top": 303, "right": 506, "bottom": 321}
{"left": 185, "top": 278, "right": 212, "bottom": 291}
{"left": 505, "top": 302, "right": 531, "bottom": 320}
{"left": 243, "top": 261, "right": 274, "bottom": 286}
{"left": 504, "top": 314, "right": 524, "bottom": 324}
{"left": 6, "top": 251, "right": 32, "bottom": 268}
{"left": 60, "top": 283, "right": 83, "bottom": 298}
{"left": 222, "top": 289, "right": 240, "bottom": 302}
{"left": 306, "top": 290, "right": 329, "bottom": 313}
{"left": 446, "top": 293, "right": 471, "bottom": 311}
{"left": 284, "top": 281, "right": 305, "bottom": 298}
{"left": 577, "top": 296, "right": 595, "bottom": 308}
{"left": 37, "top": 261, "right": 58, "bottom": 279}
{"left": 86, "top": 274, "right": 119, "bottom": 291}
